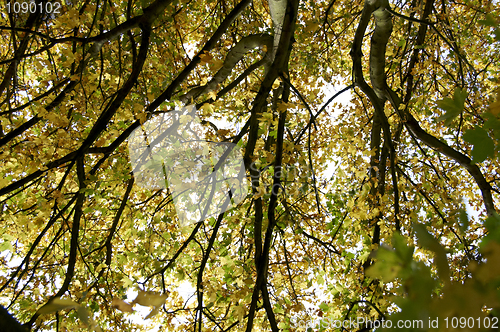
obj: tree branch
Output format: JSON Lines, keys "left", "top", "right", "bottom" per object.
{"left": 179, "top": 34, "right": 273, "bottom": 104}
{"left": 195, "top": 191, "right": 232, "bottom": 332}
{"left": 149, "top": 0, "right": 252, "bottom": 108}
{"left": 385, "top": 87, "right": 497, "bottom": 216}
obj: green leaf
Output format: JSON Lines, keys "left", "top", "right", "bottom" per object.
{"left": 480, "top": 212, "right": 500, "bottom": 248}
{"left": 77, "top": 306, "right": 91, "bottom": 327}
{"left": 458, "top": 209, "right": 469, "bottom": 235}
{"left": 463, "top": 126, "right": 495, "bottom": 163}
{"left": 413, "top": 224, "right": 450, "bottom": 281}
{"left": 319, "top": 302, "right": 329, "bottom": 312}
{"left": 436, "top": 88, "right": 467, "bottom": 125}
{"left": 483, "top": 111, "right": 500, "bottom": 140}
{"left": 392, "top": 232, "right": 414, "bottom": 263}
{"left": 0, "top": 240, "right": 12, "bottom": 252}
{"left": 478, "top": 14, "right": 498, "bottom": 27}
{"left": 453, "top": 87, "right": 468, "bottom": 107}
{"left": 366, "top": 245, "right": 402, "bottom": 282}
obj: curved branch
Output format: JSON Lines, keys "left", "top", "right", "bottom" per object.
{"left": 0, "top": 151, "right": 78, "bottom": 197}
{"left": 0, "top": 78, "right": 70, "bottom": 116}
{"left": 179, "top": 34, "right": 273, "bottom": 104}
{"left": 195, "top": 56, "right": 271, "bottom": 109}
{"left": 144, "top": 221, "right": 203, "bottom": 283}
{"left": 294, "top": 84, "right": 353, "bottom": 144}
{"left": 104, "top": 177, "right": 135, "bottom": 265}
{"left": 279, "top": 73, "right": 317, "bottom": 130}
{"left": 25, "top": 157, "right": 86, "bottom": 329}
{"left": 245, "top": 1, "right": 298, "bottom": 330}
{"left": 351, "top": 0, "right": 400, "bottom": 256}
{"left": 0, "top": 194, "right": 77, "bottom": 294}
{"left": 194, "top": 192, "right": 231, "bottom": 332}
{"left": 385, "top": 87, "right": 497, "bottom": 216}
{"left": 243, "top": 0, "right": 297, "bottom": 168}
{"left": 0, "top": 24, "right": 151, "bottom": 197}
{"left": 261, "top": 283, "right": 279, "bottom": 331}
{"left": 0, "top": 10, "right": 41, "bottom": 98}
{"left": 0, "top": 78, "right": 80, "bottom": 149}
{"left": 77, "top": 24, "right": 151, "bottom": 154}
{"left": 369, "top": 0, "right": 393, "bottom": 100}
{"left": 390, "top": 0, "right": 434, "bottom": 103}
{"left": 385, "top": 7, "right": 435, "bottom": 26}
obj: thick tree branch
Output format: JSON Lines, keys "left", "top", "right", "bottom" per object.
{"left": 395, "top": 0, "right": 434, "bottom": 103}
{"left": 180, "top": 34, "right": 273, "bottom": 104}
{"left": 0, "top": 305, "right": 28, "bottom": 332}
{"left": 25, "top": 157, "right": 86, "bottom": 329}
{"left": 77, "top": 25, "right": 151, "bottom": 155}
{"left": 369, "top": 0, "right": 392, "bottom": 100}
{"left": 0, "top": 0, "right": 172, "bottom": 151}
{"left": 105, "top": 177, "right": 135, "bottom": 266}
{"left": 385, "top": 87, "right": 497, "bottom": 216}
{"left": 245, "top": 0, "right": 297, "bottom": 319}
{"left": 351, "top": 0, "right": 399, "bottom": 250}
{"left": 195, "top": 56, "right": 271, "bottom": 109}
{"left": 261, "top": 283, "right": 279, "bottom": 331}
{"left": 0, "top": 78, "right": 77, "bottom": 149}
{"left": 195, "top": 192, "right": 231, "bottom": 332}
{"left": 0, "top": 9, "right": 41, "bottom": 98}
{"left": 0, "top": 194, "right": 77, "bottom": 294}
{"left": 243, "top": 0, "right": 297, "bottom": 168}
{"left": 0, "top": 151, "right": 78, "bottom": 197}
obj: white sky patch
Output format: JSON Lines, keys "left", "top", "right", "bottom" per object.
{"left": 124, "top": 288, "right": 163, "bottom": 331}
{"left": 317, "top": 78, "right": 354, "bottom": 181}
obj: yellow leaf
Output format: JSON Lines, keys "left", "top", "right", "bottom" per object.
{"left": 208, "top": 91, "right": 217, "bottom": 100}
{"left": 199, "top": 51, "right": 213, "bottom": 65}
{"left": 145, "top": 306, "right": 161, "bottom": 319}
{"left": 137, "top": 112, "right": 147, "bottom": 124}
{"left": 272, "top": 79, "right": 280, "bottom": 89}
{"left": 133, "top": 103, "right": 143, "bottom": 113}
{"left": 489, "top": 99, "right": 500, "bottom": 116}
{"left": 217, "top": 129, "right": 230, "bottom": 137}
{"left": 208, "top": 291, "right": 217, "bottom": 303}
{"left": 277, "top": 101, "right": 292, "bottom": 113}
{"left": 306, "top": 22, "right": 319, "bottom": 33}
{"left": 95, "top": 137, "right": 106, "bottom": 147}
{"left": 37, "top": 298, "right": 80, "bottom": 315}
{"left": 45, "top": 112, "right": 59, "bottom": 123}
{"left": 215, "top": 266, "right": 225, "bottom": 276}
{"left": 200, "top": 103, "right": 214, "bottom": 115}
{"left": 233, "top": 305, "right": 245, "bottom": 321}
{"left": 111, "top": 298, "right": 134, "bottom": 313}
{"left": 253, "top": 187, "right": 265, "bottom": 199}
{"left": 211, "top": 58, "right": 224, "bottom": 72}
{"left": 132, "top": 290, "right": 168, "bottom": 307}
{"left": 121, "top": 276, "right": 134, "bottom": 288}
{"left": 95, "top": 263, "right": 107, "bottom": 272}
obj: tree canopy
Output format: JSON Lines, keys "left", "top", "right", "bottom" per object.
{"left": 1, "top": 0, "right": 500, "bottom": 331}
